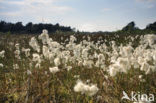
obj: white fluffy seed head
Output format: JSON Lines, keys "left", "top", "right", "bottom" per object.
{"left": 49, "top": 67, "right": 60, "bottom": 74}
{"left": 38, "top": 29, "right": 49, "bottom": 44}
{"left": 32, "top": 53, "right": 41, "bottom": 63}
{"left": 27, "top": 70, "right": 32, "bottom": 75}
{"left": 0, "top": 63, "right": 3, "bottom": 68}
{"left": 29, "top": 37, "right": 40, "bottom": 52}
{"left": 0, "top": 50, "right": 5, "bottom": 58}
{"left": 74, "top": 80, "right": 99, "bottom": 96}
{"left": 54, "top": 57, "right": 61, "bottom": 66}
{"left": 15, "top": 43, "right": 20, "bottom": 50}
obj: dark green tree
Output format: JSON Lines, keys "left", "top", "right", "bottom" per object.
{"left": 122, "top": 21, "right": 136, "bottom": 32}
{"left": 146, "top": 22, "right": 156, "bottom": 31}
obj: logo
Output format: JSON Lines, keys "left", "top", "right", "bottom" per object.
{"left": 122, "top": 91, "right": 155, "bottom": 102}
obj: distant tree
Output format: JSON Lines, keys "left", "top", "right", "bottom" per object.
{"left": 25, "top": 22, "right": 33, "bottom": 33}
{"left": 0, "top": 21, "right": 6, "bottom": 32}
{"left": 122, "top": 21, "right": 136, "bottom": 32}
{"left": 11, "top": 22, "right": 24, "bottom": 33}
{"left": 146, "top": 22, "right": 156, "bottom": 31}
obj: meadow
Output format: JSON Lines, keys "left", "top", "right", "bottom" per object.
{"left": 0, "top": 30, "right": 155, "bottom": 103}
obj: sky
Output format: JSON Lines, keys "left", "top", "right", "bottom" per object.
{"left": 0, "top": 0, "right": 156, "bottom": 32}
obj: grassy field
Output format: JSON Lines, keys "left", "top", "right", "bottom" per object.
{"left": 0, "top": 31, "right": 155, "bottom": 103}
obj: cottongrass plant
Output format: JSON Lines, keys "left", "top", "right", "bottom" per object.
{"left": 0, "top": 30, "right": 155, "bottom": 103}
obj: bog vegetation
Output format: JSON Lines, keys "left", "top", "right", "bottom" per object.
{"left": 0, "top": 29, "right": 156, "bottom": 103}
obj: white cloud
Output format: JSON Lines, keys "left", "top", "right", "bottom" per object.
{"left": 0, "top": 0, "right": 73, "bottom": 16}
{"left": 101, "top": 8, "right": 111, "bottom": 12}
{"left": 1, "top": 0, "right": 57, "bottom": 4}
{"left": 0, "top": 6, "right": 5, "bottom": 9}
{"left": 135, "top": 0, "right": 156, "bottom": 8}
{"left": 0, "top": 0, "right": 73, "bottom": 25}
{"left": 0, "top": 0, "right": 4, "bottom": 2}
{"left": 136, "top": 0, "right": 155, "bottom": 2}
{"left": 147, "top": 4, "right": 154, "bottom": 8}
{"left": 78, "top": 23, "right": 97, "bottom": 32}
{"left": 77, "top": 23, "right": 117, "bottom": 32}
{"left": 0, "top": 12, "right": 20, "bottom": 17}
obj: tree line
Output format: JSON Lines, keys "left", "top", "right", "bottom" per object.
{"left": 0, "top": 21, "right": 73, "bottom": 34}
{"left": 0, "top": 20, "right": 156, "bottom": 34}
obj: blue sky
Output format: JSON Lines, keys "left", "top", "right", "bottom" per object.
{"left": 0, "top": 0, "right": 156, "bottom": 32}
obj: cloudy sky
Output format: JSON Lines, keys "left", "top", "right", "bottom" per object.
{"left": 0, "top": 0, "right": 156, "bottom": 32}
